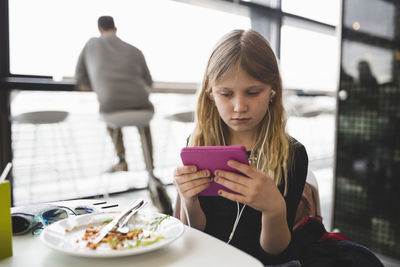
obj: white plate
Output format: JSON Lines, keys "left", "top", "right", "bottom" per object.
{"left": 40, "top": 211, "right": 184, "bottom": 257}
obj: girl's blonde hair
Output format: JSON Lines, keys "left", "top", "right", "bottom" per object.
{"left": 189, "top": 29, "right": 292, "bottom": 195}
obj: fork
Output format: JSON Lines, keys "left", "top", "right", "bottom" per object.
{"left": 116, "top": 200, "right": 147, "bottom": 234}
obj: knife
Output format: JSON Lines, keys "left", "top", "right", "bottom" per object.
{"left": 92, "top": 199, "right": 146, "bottom": 244}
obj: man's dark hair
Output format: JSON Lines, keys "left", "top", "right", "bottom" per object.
{"left": 98, "top": 16, "right": 116, "bottom": 30}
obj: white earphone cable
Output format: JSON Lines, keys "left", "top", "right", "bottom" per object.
{"left": 176, "top": 184, "right": 191, "bottom": 228}
{"left": 227, "top": 109, "right": 271, "bottom": 244}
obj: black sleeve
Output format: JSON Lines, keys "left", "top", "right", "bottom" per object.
{"left": 285, "top": 141, "right": 308, "bottom": 230}
{"left": 257, "top": 140, "right": 308, "bottom": 264}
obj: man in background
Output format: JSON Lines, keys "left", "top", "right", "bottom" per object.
{"left": 75, "top": 16, "right": 153, "bottom": 173}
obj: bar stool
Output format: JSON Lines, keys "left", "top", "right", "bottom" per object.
{"left": 165, "top": 111, "right": 194, "bottom": 123}
{"left": 101, "top": 110, "right": 173, "bottom": 215}
{"left": 13, "top": 111, "right": 69, "bottom": 125}
{"left": 11, "top": 110, "right": 79, "bottom": 200}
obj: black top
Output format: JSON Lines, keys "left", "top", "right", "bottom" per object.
{"left": 199, "top": 139, "right": 308, "bottom": 265}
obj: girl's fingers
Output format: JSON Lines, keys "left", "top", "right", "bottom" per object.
{"left": 217, "top": 189, "right": 246, "bottom": 203}
{"left": 226, "top": 160, "right": 258, "bottom": 178}
{"left": 180, "top": 177, "right": 212, "bottom": 192}
{"left": 174, "top": 165, "right": 197, "bottom": 176}
{"left": 174, "top": 167, "right": 211, "bottom": 199}
{"left": 214, "top": 169, "right": 249, "bottom": 188}
{"left": 182, "top": 182, "right": 211, "bottom": 198}
{"left": 175, "top": 169, "right": 210, "bottom": 184}
{"left": 214, "top": 175, "right": 248, "bottom": 195}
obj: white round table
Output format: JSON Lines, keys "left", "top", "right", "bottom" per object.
{"left": 1, "top": 225, "right": 263, "bottom": 267}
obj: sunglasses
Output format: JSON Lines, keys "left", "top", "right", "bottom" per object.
{"left": 12, "top": 205, "right": 95, "bottom": 235}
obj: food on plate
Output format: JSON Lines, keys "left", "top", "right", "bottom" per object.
{"left": 72, "top": 214, "right": 170, "bottom": 250}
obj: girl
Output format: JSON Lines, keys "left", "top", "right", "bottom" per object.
{"left": 173, "top": 29, "right": 308, "bottom": 265}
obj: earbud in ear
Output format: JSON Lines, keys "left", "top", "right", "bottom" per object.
{"left": 269, "top": 90, "right": 276, "bottom": 104}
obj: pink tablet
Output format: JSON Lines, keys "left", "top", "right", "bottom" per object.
{"left": 180, "top": 146, "right": 249, "bottom": 196}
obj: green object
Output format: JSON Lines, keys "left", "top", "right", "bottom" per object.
{"left": 0, "top": 181, "right": 12, "bottom": 259}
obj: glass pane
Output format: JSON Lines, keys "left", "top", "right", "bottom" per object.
{"left": 282, "top": 0, "right": 341, "bottom": 26}
{"left": 343, "top": 0, "right": 395, "bottom": 40}
{"left": 9, "top": 0, "right": 250, "bottom": 83}
{"left": 280, "top": 23, "right": 339, "bottom": 91}
{"left": 341, "top": 40, "right": 393, "bottom": 85}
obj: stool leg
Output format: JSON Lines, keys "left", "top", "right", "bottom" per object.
{"left": 29, "top": 125, "right": 39, "bottom": 201}
{"left": 138, "top": 125, "right": 173, "bottom": 215}
{"left": 50, "top": 123, "right": 62, "bottom": 197}
{"left": 107, "top": 127, "right": 126, "bottom": 161}
{"left": 101, "top": 126, "right": 113, "bottom": 172}
{"left": 99, "top": 126, "right": 112, "bottom": 198}
{"left": 57, "top": 121, "right": 82, "bottom": 197}
{"left": 138, "top": 125, "right": 154, "bottom": 174}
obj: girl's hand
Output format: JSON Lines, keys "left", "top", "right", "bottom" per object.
{"left": 173, "top": 165, "right": 212, "bottom": 202}
{"left": 214, "top": 160, "right": 285, "bottom": 215}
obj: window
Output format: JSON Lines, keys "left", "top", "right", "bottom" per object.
{"left": 343, "top": 0, "right": 395, "bottom": 40}
{"left": 280, "top": 19, "right": 339, "bottom": 92}
{"left": 342, "top": 40, "right": 393, "bottom": 85}
{"left": 9, "top": 0, "right": 250, "bottom": 83}
{"left": 282, "top": 0, "right": 341, "bottom": 26}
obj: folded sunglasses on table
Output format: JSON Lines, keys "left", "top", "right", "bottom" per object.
{"left": 11, "top": 201, "right": 116, "bottom": 235}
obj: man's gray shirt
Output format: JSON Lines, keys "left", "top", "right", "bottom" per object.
{"left": 75, "top": 33, "right": 153, "bottom": 113}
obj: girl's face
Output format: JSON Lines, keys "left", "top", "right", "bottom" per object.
{"left": 210, "top": 66, "right": 274, "bottom": 141}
